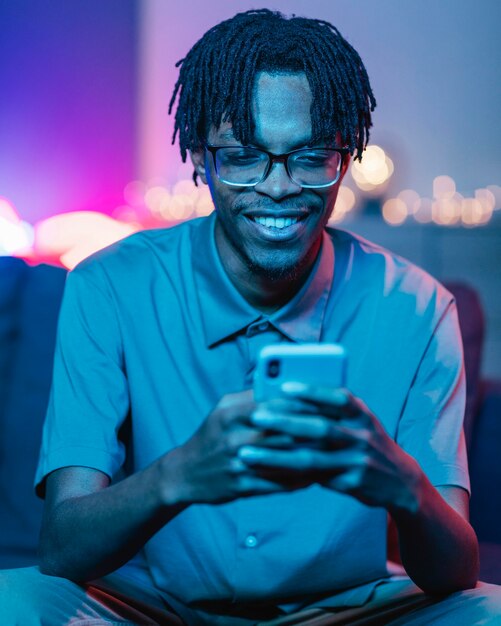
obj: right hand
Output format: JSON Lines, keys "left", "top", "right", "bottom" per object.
{"left": 162, "top": 389, "right": 306, "bottom": 505}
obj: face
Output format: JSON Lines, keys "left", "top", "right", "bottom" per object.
{"left": 191, "top": 71, "right": 349, "bottom": 283}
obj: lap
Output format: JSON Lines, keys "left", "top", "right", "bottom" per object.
{"left": 260, "top": 577, "right": 501, "bottom": 625}
{"left": 1, "top": 568, "right": 500, "bottom": 625}
{"left": 385, "top": 580, "right": 501, "bottom": 625}
{"left": 0, "top": 566, "right": 182, "bottom": 625}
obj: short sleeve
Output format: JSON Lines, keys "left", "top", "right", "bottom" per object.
{"left": 35, "top": 263, "right": 129, "bottom": 497}
{"left": 396, "top": 299, "right": 470, "bottom": 493}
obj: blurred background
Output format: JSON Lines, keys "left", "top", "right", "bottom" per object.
{"left": 1, "top": 0, "right": 500, "bottom": 375}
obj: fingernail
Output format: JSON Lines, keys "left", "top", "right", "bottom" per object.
{"left": 281, "top": 381, "right": 308, "bottom": 393}
{"left": 331, "top": 389, "right": 348, "bottom": 404}
{"left": 238, "top": 446, "right": 267, "bottom": 460}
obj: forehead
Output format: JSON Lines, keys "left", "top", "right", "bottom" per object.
{"left": 210, "top": 71, "right": 313, "bottom": 151}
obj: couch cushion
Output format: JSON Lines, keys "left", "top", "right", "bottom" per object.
{"left": 443, "top": 282, "right": 485, "bottom": 449}
{"left": 0, "top": 259, "right": 66, "bottom": 568}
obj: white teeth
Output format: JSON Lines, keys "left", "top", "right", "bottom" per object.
{"left": 252, "top": 216, "right": 300, "bottom": 229}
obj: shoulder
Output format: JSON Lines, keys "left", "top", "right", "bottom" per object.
{"left": 68, "top": 217, "right": 206, "bottom": 287}
{"left": 326, "top": 226, "right": 454, "bottom": 322}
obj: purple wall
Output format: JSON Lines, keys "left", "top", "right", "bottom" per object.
{"left": 0, "top": 0, "right": 138, "bottom": 223}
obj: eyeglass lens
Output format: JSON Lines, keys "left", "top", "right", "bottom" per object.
{"left": 214, "top": 147, "right": 342, "bottom": 187}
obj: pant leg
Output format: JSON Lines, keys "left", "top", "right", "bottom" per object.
{"left": 385, "top": 581, "right": 501, "bottom": 625}
{"left": 259, "top": 578, "right": 501, "bottom": 625}
{"left": 0, "top": 566, "right": 183, "bottom": 625}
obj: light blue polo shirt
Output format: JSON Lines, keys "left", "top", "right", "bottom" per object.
{"left": 35, "top": 211, "right": 469, "bottom": 611}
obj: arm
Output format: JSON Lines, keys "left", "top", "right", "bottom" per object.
{"left": 39, "top": 263, "right": 306, "bottom": 582}
{"left": 241, "top": 385, "right": 478, "bottom": 595}
{"left": 392, "top": 483, "right": 478, "bottom": 593}
{"left": 39, "top": 461, "right": 184, "bottom": 582}
{"left": 39, "top": 390, "right": 298, "bottom": 582}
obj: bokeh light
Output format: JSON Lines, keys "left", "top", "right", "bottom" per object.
{"left": 0, "top": 197, "right": 20, "bottom": 224}
{"left": 382, "top": 198, "right": 407, "bottom": 226}
{"left": 486, "top": 185, "right": 501, "bottom": 210}
{"left": 0, "top": 198, "right": 35, "bottom": 256}
{"left": 433, "top": 175, "right": 456, "bottom": 200}
{"left": 0, "top": 218, "right": 35, "bottom": 255}
{"left": 413, "top": 197, "right": 433, "bottom": 224}
{"left": 351, "top": 145, "right": 394, "bottom": 192}
{"left": 123, "top": 180, "right": 147, "bottom": 207}
{"left": 2, "top": 160, "right": 499, "bottom": 267}
{"left": 328, "top": 186, "right": 356, "bottom": 224}
{"left": 397, "top": 189, "right": 420, "bottom": 215}
{"left": 35, "top": 211, "right": 137, "bottom": 269}
{"left": 432, "top": 197, "right": 461, "bottom": 225}
{"left": 380, "top": 173, "right": 498, "bottom": 228}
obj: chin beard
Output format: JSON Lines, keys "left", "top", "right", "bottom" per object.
{"left": 245, "top": 250, "right": 303, "bottom": 282}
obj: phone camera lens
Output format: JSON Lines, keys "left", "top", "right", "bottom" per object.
{"left": 267, "top": 359, "right": 280, "bottom": 379}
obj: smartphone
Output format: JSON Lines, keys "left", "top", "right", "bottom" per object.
{"left": 253, "top": 343, "right": 347, "bottom": 402}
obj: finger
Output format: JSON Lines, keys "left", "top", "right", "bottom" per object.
{"left": 258, "top": 397, "right": 316, "bottom": 415}
{"left": 258, "top": 434, "right": 297, "bottom": 448}
{"left": 251, "top": 410, "right": 361, "bottom": 448}
{"left": 251, "top": 409, "right": 331, "bottom": 439}
{"left": 226, "top": 427, "right": 295, "bottom": 453}
{"left": 235, "top": 475, "right": 298, "bottom": 496}
{"left": 280, "top": 383, "right": 362, "bottom": 418}
{"left": 238, "top": 445, "right": 365, "bottom": 472}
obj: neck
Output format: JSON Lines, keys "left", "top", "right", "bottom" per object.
{"left": 215, "top": 223, "right": 321, "bottom": 314}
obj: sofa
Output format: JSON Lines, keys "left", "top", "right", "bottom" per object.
{"left": 1, "top": 256, "right": 500, "bottom": 583}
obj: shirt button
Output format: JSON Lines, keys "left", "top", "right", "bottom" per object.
{"left": 244, "top": 534, "right": 258, "bottom": 548}
{"left": 257, "top": 321, "right": 269, "bottom": 332}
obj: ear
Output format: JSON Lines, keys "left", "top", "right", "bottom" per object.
{"left": 190, "top": 149, "right": 208, "bottom": 185}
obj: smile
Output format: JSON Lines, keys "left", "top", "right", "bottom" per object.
{"left": 244, "top": 214, "right": 308, "bottom": 240}
{"left": 250, "top": 216, "right": 302, "bottom": 229}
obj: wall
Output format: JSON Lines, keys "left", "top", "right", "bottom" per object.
{"left": 0, "top": 0, "right": 139, "bottom": 223}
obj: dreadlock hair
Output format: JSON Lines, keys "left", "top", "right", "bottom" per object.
{"left": 168, "top": 9, "right": 376, "bottom": 181}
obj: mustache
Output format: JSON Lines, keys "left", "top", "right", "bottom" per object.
{"left": 234, "top": 197, "right": 321, "bottom": 213}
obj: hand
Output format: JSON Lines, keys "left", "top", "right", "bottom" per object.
{"left": 239, "top": 383, "right": 423, "bottom": 514}
{"left": 164, "top": 389, "right": 310, "bottom": 506}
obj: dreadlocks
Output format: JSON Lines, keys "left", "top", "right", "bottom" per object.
{"left": 169, "top": 9, "right": 376, "bottom": 170}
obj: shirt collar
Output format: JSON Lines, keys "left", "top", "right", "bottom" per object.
{"left": 192, "top": 212, "right": 335, "bottom": 348}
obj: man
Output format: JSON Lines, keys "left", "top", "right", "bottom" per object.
{"left": 2, "top": 9, "right": 501, "bottom": 625}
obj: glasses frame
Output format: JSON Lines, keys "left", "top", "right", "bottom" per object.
{"left": 204, "top": 144, "right": 349, "bottom": 189}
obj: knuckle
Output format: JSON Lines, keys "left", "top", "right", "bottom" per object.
{"left": 348, "top": 470, "right": 362, "bottom": 490}
{"left": 217, "top": 406, "right": 234, "bottom": 428}
{"left": 297, "top": 448, "right": 315, "bottom": 470}
{"left": 224, "top": 432, "right": 242, "bottom": 454}
{"left": 355, "top": 429, "right": 372, "bottom": 449}
{"left": 235, "top": 474, "right": 254, "bottom": 493}
{"left": 228, "top": 457, "right": 246, "bottom": 476}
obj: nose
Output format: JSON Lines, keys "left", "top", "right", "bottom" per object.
{"left": 253, "top": 160, "right": 302, "bottom": 200}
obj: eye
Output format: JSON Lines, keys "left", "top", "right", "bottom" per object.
{"left": 219, "top": 149, "right": 263, "bottom": 166}
{"left": 293, "top": 151, "right": 331, "bottom": 167}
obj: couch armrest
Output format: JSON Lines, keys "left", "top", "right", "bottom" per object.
{"left": 469, "top": 379, "right": 501, "bottom": 544}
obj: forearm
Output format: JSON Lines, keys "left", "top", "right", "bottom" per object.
{"left": 39, "top": 452, "right": 187, "bottom": 582}
{"left": 391, "top": 473, "right": 479, "bottom": 594}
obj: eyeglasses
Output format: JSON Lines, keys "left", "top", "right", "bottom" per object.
{"left": 205, "top": 144, "right": 348, "bottom": 188}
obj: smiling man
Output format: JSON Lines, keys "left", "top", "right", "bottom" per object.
{"left": 2, "top": 8, "right": 501, "bottom": 626}
{"left": 193, "top": 71, "right": 347, "bottom": 312}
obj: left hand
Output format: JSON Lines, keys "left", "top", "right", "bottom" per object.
{"left": 239, "top": 382, "right": 423, "bottom": 513}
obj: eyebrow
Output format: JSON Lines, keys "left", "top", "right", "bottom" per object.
{"left": 213, "top": 129, "right": 317, "bottom": 151}
{"left": 218, "top": 129, "right": 237, "bottom": 141}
